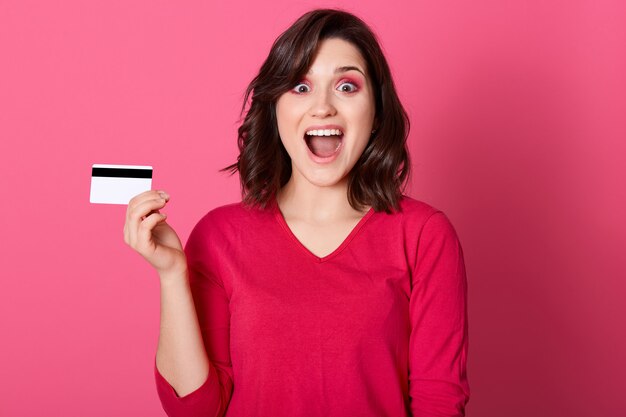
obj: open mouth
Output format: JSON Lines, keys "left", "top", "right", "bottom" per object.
{"left": 304, "top": 129, "right": 343, "bottom": 158}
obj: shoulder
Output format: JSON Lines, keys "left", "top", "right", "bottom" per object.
{"left": 185, "top": 200, "right": 273, "bottom": 257}
{"left": 396, "top": 196, "right": 465, "bottom": 278}
{"left": 189, "top": 200, "right": 273, "bottom": 238}
{"left": 395, "top": 195, "right": 461, "bottom": 241}
{"left": 397, "top": 194, "right": 440, "bottom": 217}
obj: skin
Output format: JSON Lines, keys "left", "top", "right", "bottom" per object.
{"left": 275, "top": 38, "right": 376, "bottom": 257}
{"left": 122, "top": 38, "right": 377, "bottom": 396}
{"left": 124, "top": 190, "right": 209, "bottom": 397}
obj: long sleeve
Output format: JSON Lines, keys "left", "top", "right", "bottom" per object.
{"left": 408, "top": 211, "right": 470, "bottom": 416}
{"left": 154, "top": 216, "right": 234, "bottom": 417}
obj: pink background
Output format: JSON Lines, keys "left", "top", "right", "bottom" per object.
{"left": 1, "top": 1, "right": 624, "bottom": 416}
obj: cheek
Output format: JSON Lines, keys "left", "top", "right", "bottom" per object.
{"left": 276, "top": 99, "right": 300, "bottom": 136}
{"left": 349, "top": 103, "right": 376, "bottom": 132}
{"left": 275, "top": 102, "right": 290, "bottom": 141}
{"left": 275, "top": 104, "right": 301, "bottom": 158}
{"left": 347, "top": 104, "right": 375, "bottom": 154}
{"left": 347, "top": 91, "right": 376, "bottom": 119}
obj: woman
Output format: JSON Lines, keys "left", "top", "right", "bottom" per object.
{"left": 124, "top": 8, "right": 469, "bottom": 417}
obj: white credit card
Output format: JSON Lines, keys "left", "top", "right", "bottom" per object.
{"left": 90, "top": 164, "right": 153, "bottom": 205}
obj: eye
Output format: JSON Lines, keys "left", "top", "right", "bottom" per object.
{"left": 292, "top": 82, "right": 311, "bottom": 94}
{"left": 337, "top": 81, "right": 358, "bottom": 93}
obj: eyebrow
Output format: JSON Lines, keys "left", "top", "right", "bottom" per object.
{"left": 335, "top": 66, "right": 366, "bottom": 76}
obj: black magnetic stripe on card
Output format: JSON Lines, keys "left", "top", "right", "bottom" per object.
{"left": 92, "top": 167, "right": 152, "bottom": 179}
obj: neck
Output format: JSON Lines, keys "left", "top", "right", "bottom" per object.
{"left": 276, "top": 174, "right": 366, "bottom": 224}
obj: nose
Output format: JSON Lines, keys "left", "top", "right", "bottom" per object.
{"left": 309, "top": 89, "right": 337, "bottom": 118}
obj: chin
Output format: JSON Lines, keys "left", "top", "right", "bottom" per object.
{"left": 303, "top": 171, "right": 349, "bottom": 188}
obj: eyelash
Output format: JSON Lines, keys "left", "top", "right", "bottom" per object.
{"left": 292, "top": 80, "right": 360, "bottom": 94}
{"left": 292, "top": 83, "right": 310, "bottom": 94}
{"left": 338, "top": 81, "right": 359, "bottom": 93}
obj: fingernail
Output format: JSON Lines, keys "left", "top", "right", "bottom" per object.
{"left": 159, "top": 192, "right": 170, "bottom": 200}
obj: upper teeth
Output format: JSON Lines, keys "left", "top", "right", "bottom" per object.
{"left": 306, "top": 129, "right": 343, "bottom": 136}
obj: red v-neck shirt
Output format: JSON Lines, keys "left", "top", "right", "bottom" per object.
{"left": 154, "top": 195, "right": 470, "bottom": 416}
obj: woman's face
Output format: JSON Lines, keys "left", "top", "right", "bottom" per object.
{"left": 276, "top": 38, "right": 376, "bottom": 189}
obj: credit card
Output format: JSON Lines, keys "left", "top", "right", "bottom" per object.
{"left": 89, "top": 164, "right": 153, "bottom": 205}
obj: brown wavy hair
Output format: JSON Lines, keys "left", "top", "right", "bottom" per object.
{"left": 220, "top": 8, "right": 411, "bottom": 214}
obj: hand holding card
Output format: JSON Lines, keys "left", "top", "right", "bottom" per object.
{"left": 90, "top": 164, "right": 186, "bottom": 277}
{"left": 123, "top": 189, "right": 187, "bottom": 278}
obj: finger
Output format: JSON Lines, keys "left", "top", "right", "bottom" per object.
{"left": 127, "top": 196, "right": 169, "bottom": 247}
{"left": 135, "top": 212, "right": 168, "bottom": 253}
{"left": 128, "top": 192, "right": 170, "bottom": 223}
{"left": 126, "top": 190, "right": 170, "bottom": 223}
{"left": 128, "top": 189, "right": 168, "bottom": 206}
{"left": 125, "top": 190, "right": 170, "bottom": 247}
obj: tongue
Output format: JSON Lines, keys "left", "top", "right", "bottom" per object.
{"left": 308, "top": 136, "right": 341, "bottom": 157}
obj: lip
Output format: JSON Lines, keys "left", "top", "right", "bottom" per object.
{"left": 302, "top": 124, "right": 345, "bottom": 164}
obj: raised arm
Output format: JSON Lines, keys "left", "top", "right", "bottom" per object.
{"left": 124, "top": 190, "right": 231, "bottom": 416}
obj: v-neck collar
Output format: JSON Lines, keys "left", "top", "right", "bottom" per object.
{"left": 271, "top": 197, "right": 375, "bottom": 263}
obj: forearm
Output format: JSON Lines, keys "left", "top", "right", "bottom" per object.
{"left": 156, "top": 269, "right": 210, "bottom": 397}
